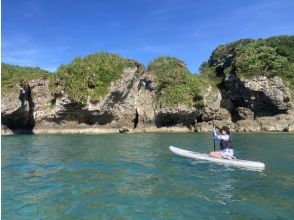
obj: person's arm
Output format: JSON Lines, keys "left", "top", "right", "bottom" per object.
{"left": 212, "top": 129, "right": 222, "bottom": 141}
{"left": 212, "top": 129, "right": 229, "bottom": 142}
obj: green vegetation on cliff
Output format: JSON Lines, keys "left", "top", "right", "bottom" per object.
{"left": 265, "top": 36, "right": 294, "bottom": 62}
{"left": 148, "top": 57, "right": 205, "bottom": 108}
{"left": 2, "top": 35, "right": 293, "bottom": 105}
{"left": 49, "top": 52, "right": 137, "bottom": 104}
{"left": 200, "top": 36, "right": 294, "bottom": 89}
{"left": 1, "top": 63, "right": 51, "bottom": 93}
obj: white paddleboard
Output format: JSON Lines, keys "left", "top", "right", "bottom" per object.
{"left": 169, "top": 146, "right": 265, "bottom": 170}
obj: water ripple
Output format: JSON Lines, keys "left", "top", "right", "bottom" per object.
{"left": 2, "top": 133, "right": 294, "bottom": 219}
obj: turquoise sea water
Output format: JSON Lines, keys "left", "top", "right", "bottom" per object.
{"left": 2, "top": 133, "right": 294, "bottom": 219}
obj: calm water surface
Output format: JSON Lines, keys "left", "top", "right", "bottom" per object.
{"left": 2, "top": 133, "right": 294, "bottom": 219}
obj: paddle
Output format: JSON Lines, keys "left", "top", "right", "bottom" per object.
{"left": 213, "top": 120, "right": 216, "bottom": 151}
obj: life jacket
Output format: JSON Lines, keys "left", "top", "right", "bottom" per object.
{"left": 220, "top": 137, "right": 233, "bottom": 150}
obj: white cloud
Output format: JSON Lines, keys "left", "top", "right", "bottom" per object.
{"left": 2, "top": 33, "right": 68, "bottom": 71}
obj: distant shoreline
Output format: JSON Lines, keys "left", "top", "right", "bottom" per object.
{"left": 2, "top": 127, "right": 293, "bottom": 135}
{"left": 1, "top": 126, "right": 194, "bottom": 135}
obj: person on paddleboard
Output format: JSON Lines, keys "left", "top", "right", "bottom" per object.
{"left": 210, "top": 126, "right": 235, "bottom": 159}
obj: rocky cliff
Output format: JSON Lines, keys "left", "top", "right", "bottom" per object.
{"left": 2, "top": 36, "right": 294, "bottom": 134}
{"left": 194, "top": 74, "right": 293, "bottom": 132}
{"left": 195, "top": 35, "right": 294, "bottom": 132}
{"left": 2, "top": 65, "right": 293, "bottom": 134}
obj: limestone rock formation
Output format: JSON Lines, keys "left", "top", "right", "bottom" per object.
{"left": 193, "top": 73, "right": 293, "bottom": 132}
{"left": 223, "top": 75, "right": 292, "bottom": 117}
{"left": 1, "top": 67, "right": 293, "bottom": 134}
{"left": 1, "top": 81, "right": 35, "bottom": 133}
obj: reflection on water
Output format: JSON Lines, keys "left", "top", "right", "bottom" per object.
{"left": 2, "top": 133, "right": 294, "bottom": 219}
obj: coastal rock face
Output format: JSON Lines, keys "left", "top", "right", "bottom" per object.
{"left": 1, "top": 81, "right": 36, "bottom": 133}
{"left": 1, "top": 64, "right": 201, "bottom": 133}
{"left": 155, "top": 105, "right": 200, "bottom": 129}
{"left": 235, "top": 107, "right": 254, "bottom": 120}
{"left": 193, "top": 74, "right": 293, "bottom": 132}
{"left": 222, "top": 75, "right": 292, "bottom": 118}
{"left": 4, "top": 36, "right": 293, "bottom": 134}
{"left": 194, "top": 85, "right": 229, "bottom": 132}
{"left": 257, "top": 112, "right": 294, "bottom": 132}
{"left": 1, "top": 70, "right": 294, "bottom": 133}
{"left": 222, "top": 75, "right": 293, "bottom": 132}
{"left": 36, "top": 66, "right": 150, "bottom": 130}
{"left": 92, "top": 66, "right": 156, "bottom": 129}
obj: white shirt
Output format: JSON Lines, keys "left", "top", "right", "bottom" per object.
{"left": 212, "top": 129, "right": 229, "bottom": 142}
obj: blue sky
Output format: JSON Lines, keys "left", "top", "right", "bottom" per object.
{"left": 2, "top": 0, "right": 294, "bottom": 73}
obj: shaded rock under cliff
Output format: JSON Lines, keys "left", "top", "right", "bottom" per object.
{"left": 220, "top": 75, "right": 291, "bottom": 119}
{"left": 1, "top": 81, "right": 35, "bottom": 133}
{"left": 155, "top": 105, "right": 200, "bottom": 129}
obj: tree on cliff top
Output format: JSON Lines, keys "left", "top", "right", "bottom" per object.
{"left": 200, "top": 35, "right": 294, "bottom": 89}
{"left": 1, "top": 63, "right": 51, "bottom": 94}
{"left": 148, "top": 57, "right": 205, "bottom": 108}
{"left": 49, "top": 52, "right": 137, "bottom": 104}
